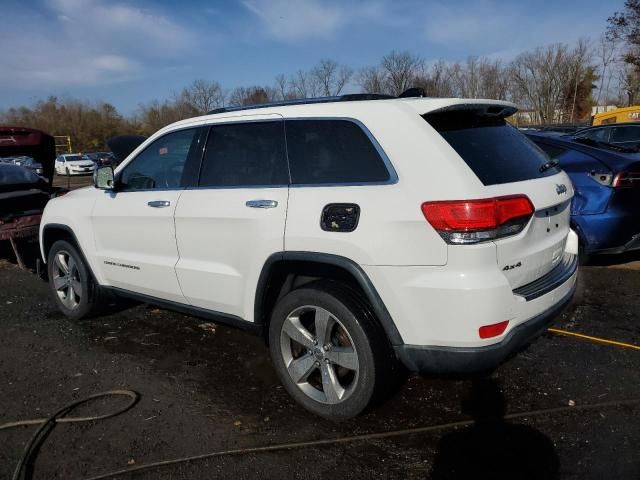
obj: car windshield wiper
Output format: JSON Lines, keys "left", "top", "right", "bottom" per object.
{"left": 539, "top": 159, "right": 559, "bottom": 172}
{"left": 573, "top": 137, "right": 638, "bottom": 153}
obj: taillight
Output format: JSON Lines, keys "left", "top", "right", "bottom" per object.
{"left": 612, "top": 171, "right": 640, "bottom": 188}
{"left": 421, "top": 195, "right": 534, "bottom": 245}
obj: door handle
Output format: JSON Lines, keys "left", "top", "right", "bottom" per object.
{"left": 246, "top": 199, "right": 278, "bottom": 209}
{"left": 147, "top": 200, "right": 171, "bottom": 208}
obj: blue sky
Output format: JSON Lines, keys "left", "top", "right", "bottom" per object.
{"left": 0, "top": 0, "right": 624, "bottom": 114}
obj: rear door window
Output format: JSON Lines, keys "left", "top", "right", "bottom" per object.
{"left": 425, "top": 113, "right": 560, "bottom": 185}
{"left": 286, "top": 119, "right": 392, "bottom": 185}
{"left": 199, "top": 121, "right": 288, "bottom": 187}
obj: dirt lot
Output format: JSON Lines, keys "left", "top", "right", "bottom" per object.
{"left": 0, "top": 181, "right": 639, "bottom": 479}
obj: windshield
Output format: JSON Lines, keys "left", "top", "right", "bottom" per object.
{"left": 64, "top": 155, "right": 85, "bottom": 161}
{"left": 425, "top": 112, "right": 561, "bottom": 185}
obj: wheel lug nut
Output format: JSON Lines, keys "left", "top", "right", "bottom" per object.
{"left": 323, "top": 344, "right": 330, "bottom": 351}
{"left": 313, "top": 340, "right": 318, "bottom": 345}
{"left": 314, "top": 361, "right": 320, "bottom": 366}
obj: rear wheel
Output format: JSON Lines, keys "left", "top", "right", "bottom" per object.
{"left": 269, "top": 281, "right": 394, "bottom": 420}
{"left": 47, "top": 240, "right": 103, "bottom": 320}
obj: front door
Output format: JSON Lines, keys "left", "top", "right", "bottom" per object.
{"left": 92, "top": 127, "right": 202, "bottom": 303}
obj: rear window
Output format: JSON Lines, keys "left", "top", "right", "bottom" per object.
{"left": 425, "top": 112, "right": 560, "bottom": 185}
{"left": 286, "top": 120, "right": 391, "bottom": 185}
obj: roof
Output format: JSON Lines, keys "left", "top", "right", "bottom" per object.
{"left": 163, "top": 96, "right": 518, "bottom": 134}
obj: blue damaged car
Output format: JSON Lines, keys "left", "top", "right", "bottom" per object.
{"left": 526, "top": 132, "right": 640, "bottom": 260}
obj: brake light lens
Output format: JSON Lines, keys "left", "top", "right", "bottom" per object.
{"left": 612, "top": 171, "right": 640, "bottom": 188}
{"left": 479, "top": 320, "right": 509, "bottom": 339}
{"left": 421, "top": 195, "right": 534, "bottom": 245}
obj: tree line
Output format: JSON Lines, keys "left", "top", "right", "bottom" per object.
{"left": 2, "top": 1, "right": 640, "bottom": 151}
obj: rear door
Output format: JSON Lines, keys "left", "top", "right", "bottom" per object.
{"left": 174, "top": 115, "right": 289, "bottom": 321}
{"left": 427, "top": 111, "right": 573, "bottom": 289}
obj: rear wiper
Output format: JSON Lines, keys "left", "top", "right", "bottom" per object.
{"left": 540, "top": 159, "right": 559, "bottom": 172}
{"left": 573, "top": 137, "right": 638, "bottom": 153}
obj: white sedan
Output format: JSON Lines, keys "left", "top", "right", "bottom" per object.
{"left": 55, "top": 154, "right": 96, "bottom": 176}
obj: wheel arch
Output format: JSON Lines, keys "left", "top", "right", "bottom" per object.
{"left": 254, "top": 252, "right": 404, "bottom": 346}
{"left": 41, "top": 224, "right": 100, "bottom": 283}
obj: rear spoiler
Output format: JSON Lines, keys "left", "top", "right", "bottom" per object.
{"left": 425, "top": 103, "right": 517, "bottom": 119}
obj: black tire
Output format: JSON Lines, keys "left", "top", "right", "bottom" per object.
{"left": 578, "top": 237, "right": 591, "bottom": 266}
{"left": 269, "top": 281, "right": 396, "bottom": 420}
{"left": 47, "top": 240, "right": 103, "bottom": 320}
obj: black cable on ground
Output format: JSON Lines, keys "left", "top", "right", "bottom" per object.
{"left": 84, "top": 397, "right": 640, "bottom": 480}
{"left": 3, "top": 393, "right": 639, "bottom": 480}
{"left": 1, "top": 390, "right": 139, "bottom": 480}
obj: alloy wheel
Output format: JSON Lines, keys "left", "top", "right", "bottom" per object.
{"left": 52, "top": 250, "right": 82, "bottom": 310}
{"left": 280, "top": 305, "right": 359, "bottom": 404}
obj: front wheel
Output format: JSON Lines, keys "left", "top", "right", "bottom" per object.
{"left": 269, "top": 282, "right": 394, "bottom": 420}
{"left": 47, "top": 240, "right": 103, "bottom": 320}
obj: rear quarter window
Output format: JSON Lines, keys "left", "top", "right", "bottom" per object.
{"left": 425, "top": 112, "right": 560, "bottom": 185}
{"left": 286, "top": 119, "right": 392, "bottom": 185}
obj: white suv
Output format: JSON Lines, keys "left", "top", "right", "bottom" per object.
{"left": 40, "top": 95, "right": 578, "bottom": 420}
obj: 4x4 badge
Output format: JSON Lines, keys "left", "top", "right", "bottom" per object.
{"left": 556, "top": 184, "right": 567, "bottom": 195}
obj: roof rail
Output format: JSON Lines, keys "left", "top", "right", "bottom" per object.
{"left": 207, "top": 93, "right": 398, "bottom": 115}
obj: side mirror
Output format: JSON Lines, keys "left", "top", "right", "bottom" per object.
{"left": 94, "top": 166, "right": 115, "bottom": 190}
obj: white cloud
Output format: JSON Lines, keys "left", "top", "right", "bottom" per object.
{"left": 243, "top": 0, "right": 345, "bottom": 40}
{"left": 0, "top": 0, "right": 193, "bottom": 89}
{"left": 92, "top": 55, "right": 136, "bottom": 72}
{"left": 242, "top": 0, "right": 391, "bottom": 41}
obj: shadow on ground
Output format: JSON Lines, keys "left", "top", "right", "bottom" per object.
{"left": 431, "top": 377, "right": 559, "bottom": 480}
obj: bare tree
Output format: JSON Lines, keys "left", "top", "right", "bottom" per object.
{"left": 311, "top": 59, "right": 353, "bottom": 96}
{"left": 380, "top": 51, "right": 423, "bottom": 95}
{"left": 179, "top": 79, "right": 225, "bottom": 114}
{"left": 510, "top": 44, "right": 572, "bottom": 123}
{"left": 595, "top": 34, "right": 620, "bottom": 110}
{"left": 290, "top": 70, "right": 319, "bottom": 98}
{"left": 228, "top": 86, "right": 277, "bottom": 106}
{"left": 356, "top": 66, "right": 387, "bottom": 94}
{"left": 274, "top": 73, "right": 297, "bottom": 100}
{"left": 414, "top": 60, "right": 455, "bottom": 97}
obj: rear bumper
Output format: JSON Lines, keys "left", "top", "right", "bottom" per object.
{"left": 395, "top": 280, "right": 576, "bottom": 374}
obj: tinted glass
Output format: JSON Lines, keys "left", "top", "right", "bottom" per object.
{"left": 286, "top": 120, "right": 390, "bottom": 185}
{"left": 425, "top": 113, "right": 560, "bottom": 185}
{"left": 534, "top": 142, "right": 566, "bottom": 160}
{"left": 579, "top": 128, "right": 609, "bottom": 142}
{"left": 611, "top": 126, "right": 640, "bottom": 142}
{"left": 199, "top": 121, "right": 288, "bottom": 187}
{"left": 0, "top": 163, "right": 41, "bottom": 184}
{"left": 64, "top": 155, "right": 83, "bottom": 162}
{"left": 120, "top": 128, "right": 197, "bottom": 190}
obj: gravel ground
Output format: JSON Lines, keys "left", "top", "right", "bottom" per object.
{"left": 0, "top": 239, "right": 638, "bottom": 479}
